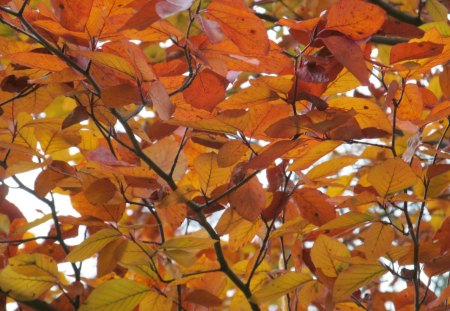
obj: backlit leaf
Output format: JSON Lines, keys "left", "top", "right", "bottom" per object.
{"left": 79, "top": 279, "right": 150, "bottom": 311}
{"left": 66, "top": 229, "right": 122, "bottom": 262}
{"left": 251, "top": 272, "right": 312, "bottom": 304}
{"left": 326, "top": 0, "right": 386, "bottom": 40}
{"left": 333, "top": 264, "right": 387, "bottom": 302}
{"left": 206, "top": 0, "right": 270, "bottom": 55}
{"left": 311, "top": 235, "right": 350, "bottom": 277}
{"left": 367, "top": 158, "right": 418, "bottom": 197}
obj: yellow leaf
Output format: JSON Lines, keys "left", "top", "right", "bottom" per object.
{"left": 289, "top": 140, "right": 342, "bottom": 171}
{"left": 333, "top": 264, "right": 386, "bottom": 302}
{"left": 320, "top": 212, "right": 374, "bottom": 231}
{"left": 74, "top": 51, "right": 136, "bottom": 78}
{"left": 328, "top": 97, "right": 392, "bottom": 133}
{"left": 361, "top": 222, "right": 394, "bottom": 260}
{"left": 323, "top": 69, "right": 360, "bottom": 96}
{"left": 251, "top": 272, "right": 311, "bottom": 304}
{"left": 139, "top": 291, "right": 173, "bottom": 311}
{"left": 367, "top": 158, "right": 418, "bottom": 197}
{"left": 161, "top": 236, "right": 216, "bottom": 250}
{"left": 229, "top": 218, "right": 263, "bottom": 251}
{"left": 426, "top": 0, "right": 449, "bottom": 21}
{"left": 307, "top": 156, "right": 358, "bottom": 180}
{"left": 79, "top": 279, "right": 150, "bottom": 311}
{"left": 0, "top": 254, "right": 59, "bottom": 301}
{"left": 311, "top": 235, "right": 351, "bottom": 277}
{"left": 66, "top": 229, "right": 122, "bottom": 262}
{"left": 194, "top": 153, "right": 232, "bottom": 195}
{"left": 395, "top": 84, "right": 424, "bottom": 121}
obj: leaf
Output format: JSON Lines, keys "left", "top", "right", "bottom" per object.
{"left": 390, "top": 41, "right": 444, "bottom": 64}
{"left": 292, "top": 188, "right": 336, "bottom": 226}
{"left": 333, "top": 264, "right": 387, "bottom": 302}
{"left": 426, "top": 0, "right": 449, "bottom": 22}
{"left": 161, "top": 236, "right": 216, "bottom": 250}
{"left": 325, "top": 0, "right": 386, "bottom": 40}
{"left": 217, "top": 140, "right": 248, "bottom": 167}
{"left": 229, "top": 177, "right": 266, "bottom": 222}
{"left": 7, "top": 52, "right": 68, "bottom": 71}
{"left": 311, "top": 235, "right": 350, "bottom": 277}
{"left": 65, "top": 229, "right": 122, "bottom": 262}
{"left": 185, "top": 289, "right": 222, "bottom": 307}
{"left": 85, "top": 178, "right": 117, "bottom": 205}
{"left": 54, "top": 0, "right": 94, "bottom": 32}
{"left": 367, "top": 158, "right": 418, "bottom": 197}
{"left": 394, "top": 84, "right": 424, "bottom": 121}
{"left": 0, "top": 254, "right": 59, "bottom": 301}
{"left": 321, "top": 35, "right": 369, "bottom": 85}
{"left": 361, "top": 222, "right": 394, "bottom": 260}
{"left": 306, "top": 156, "right": 358, "bottom": 180}
{"left": 139, "top": 291, "right": 173, "bottom": 310}
{"left": 148, "top": 80, "right": 174, "bottom": 120}
{"left": 79, "top": 279, "right": 150, "bottom": 311}
{"left": 74, "top": 51, "right": 136, "bottom": 78}
{"left": 205, "top": 0, "right": 269, "bottom": 55}
{"left": 251, "top": 272, "right": 312, "bottom": 304}
{"left": 194, "top": 153, "right": 232, "bottom": 195}
{"left": 183, "top": 69, "right": 228, "bottom": 112}
{"left": 320, "top": 212, "right": 374, "bottom": 231}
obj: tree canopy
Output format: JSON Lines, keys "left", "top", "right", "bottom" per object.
{"left": 0, "top": 0, "right": 449, "bottom": 310}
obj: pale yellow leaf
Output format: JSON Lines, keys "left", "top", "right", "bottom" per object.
{"left": 251, "top": 272, "right": 312, "bottom": 304}
{"left": 319, "top": 212, "right": 374, "bottom": 231}
{"left": 139, "top": 291, "right": 173, "bottom": 311}
{"left": 161, "top": 236, "right": 216, "bottom": 250}
{"left": 79, "top": 279, "right": 150, "bottom": 311}
{"left": 311, "top": 235, "right": 350, "bottom": 277}
{"left": 66, "top": 229, "right": 122, "bottom": 262}
{"left": 0, "top": 254, "right": 59, "bottom": 301}
{"left": 333, "top": 264, "right": 386, "bottom": 302}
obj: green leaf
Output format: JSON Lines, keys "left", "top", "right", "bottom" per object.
{"left": 79, "top": 279, "right": 150, "bottom": 311}
{"left": 65, "top": 229, "right": 122, "bottom": 262}
{"left": 251, "top": 272, "right": 311, "bottom": 304}
{"left": 426, "top": 0, "right": 449, "bottom": 21}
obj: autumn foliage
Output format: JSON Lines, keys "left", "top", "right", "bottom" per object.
{"left": 0, "top": 0, "right": 449, "bottom": 310}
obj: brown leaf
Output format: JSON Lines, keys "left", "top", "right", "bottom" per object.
{"left": 321, "top": 35, "right": 370, "bottom": 85}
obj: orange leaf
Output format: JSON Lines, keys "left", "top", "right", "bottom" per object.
{"left": 229, "top": 177, "right": 266, "bottom": 222}
{"left": 183, "top": 69, "right": 228, "bottom": 112}
{"left": 325, "top": 0, "right": 386, "bottom": 40}
{"left": 7, "top": 52, "right": 68, "bottom": 71}
{"left": 54, "top": 0, "right": 94, "bottom": 32}
{"left": 394, "top": 84, "right": 424, "bottom": 121}
{"left": 205, "top": 0, "right": 270, "bottom": 55}
{"left": 390, "top": 41, "right": 444, "bottom": 64}
{"left": 85, "top": 178, "right": 117, "bottom": 205}
{"left": 292, "top": 188, "right": 336, "bottom": 226}
{"left": 367, "top": 158, "right": 418, "bottom": 197}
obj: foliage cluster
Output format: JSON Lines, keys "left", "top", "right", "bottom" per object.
{"left": 0, "top": 0, "right": 449, "bottom": 310}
